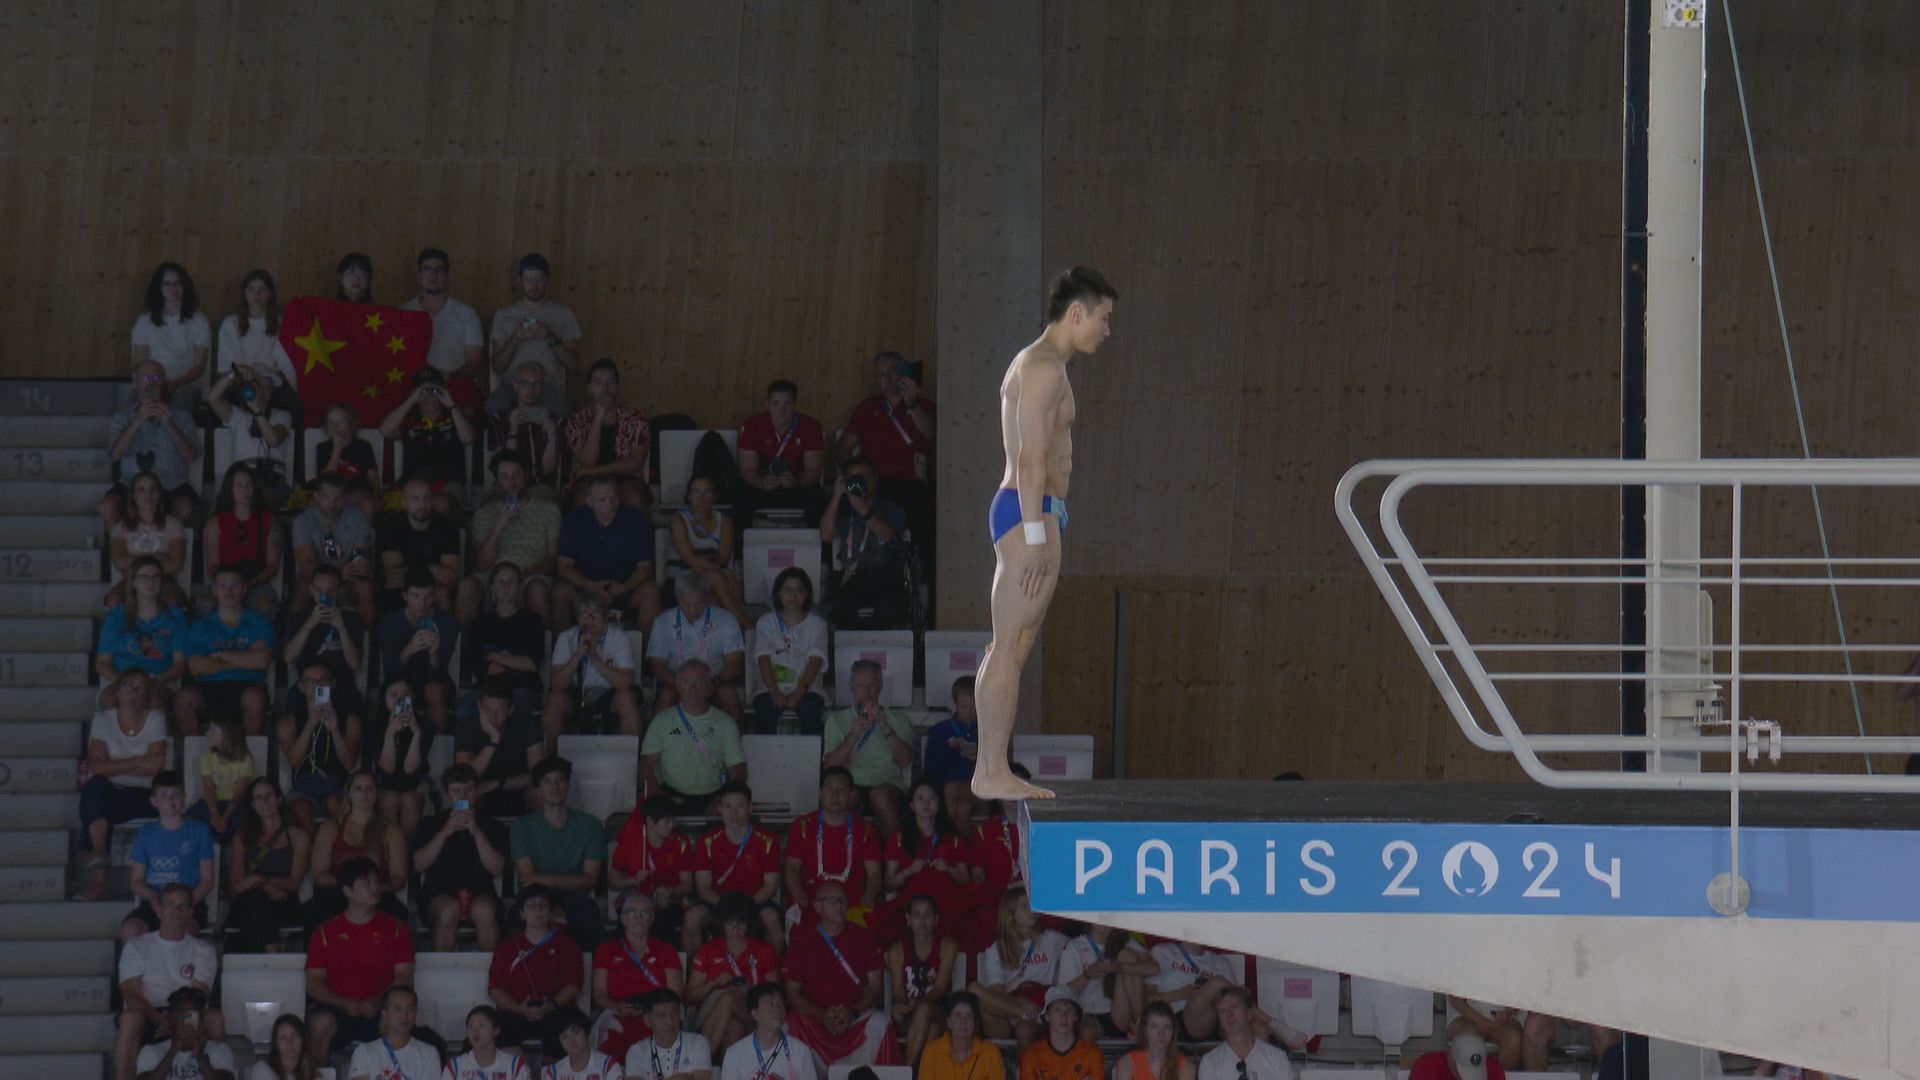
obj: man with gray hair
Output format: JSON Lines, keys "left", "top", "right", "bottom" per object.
{"left": 542, "top": 587, "right": 643, "bottom": 747}
{"left": 641, "top": 657, "right": 748, "bottom": 814}
{"left": 647, "top": 569, "right": 747, "bottom": 720}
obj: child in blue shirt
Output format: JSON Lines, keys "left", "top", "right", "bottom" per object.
{"left": 122, "top": 769, "right": 216, "bottom": 940}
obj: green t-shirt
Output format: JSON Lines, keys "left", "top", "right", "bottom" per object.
{"left": 470, "top": 496, "right": 562, "bottom": 573}
{"left": 641, "top": 706, "right": 746, "bottom": 796}
{"left": 509, "top": 808, "right": 606, "bottom": 875}
{"left": 822, "top": 705, "right": 915, "bottom": 789}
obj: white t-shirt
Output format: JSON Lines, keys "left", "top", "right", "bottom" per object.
{"left": 112, "top": 517, "right": 187, "bottom": 559}
{"left": 624, "top": 1032, "right": 712, "bottom": 1080}
{"left": 751, "top": 611, "right": 828, "bottom": 694}
{"left": 552, "top": 626, "right": 636, "bottom": 695}
{"left": 1057, "top": 932, "right": 1150, "bottom": 1015}
{"left": 976, "top": 929, "right": 1068, "bottom": 991}
{"left": 402, "top": 295, "right": 485, "bottom": 376}
{"left": 132, "top": 311, "right": 212, "bottom": 381}
{"left": 1198, "top": 1040, "right": 1294, "bottom": 1080}
{"left": 544, "top": 1053, "right": 625, "bottom": 1080}
{"left": 119, "top": 929, "right": 219, "bottom": 1008}
{"left": 488, "top": 301, "right": 584, "bottom": 389}
{"left": 444, "top": 1049, "right": 529, "bottom": 1079}
{"left": 348, "top": 1035, "right": 444, "bottom": 1079}
{"left": 1147, "top": 942, "right": 1241, "bottom": 1014}
{"left": 91, "top": 708, "right": 171, "bottom": 788}
{"left": 718, "top": 1032, "right": 817, "bottom": 1080}
{"left": 216, "top": 315, "right": 299, "bottom": 388}
{"left": 134, "top": 1037, "right": 236, "bottom": 1079}
{"left": 225, "top": 405, "right": 295, "bottom": 473}
{"left": 645, "top": 607, "right": 746, "bottom": 675}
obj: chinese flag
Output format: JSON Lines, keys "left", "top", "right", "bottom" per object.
{"left": 278, "top": 296, "right": 433, "bottom": 428}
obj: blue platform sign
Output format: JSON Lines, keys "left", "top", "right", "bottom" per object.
{"left": 1027, "top": 820, "right": 1920, "bottom": 922}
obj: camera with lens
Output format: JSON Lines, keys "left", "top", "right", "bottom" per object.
{"left": 843, "top": 474, "right": 868, "bottom": 499}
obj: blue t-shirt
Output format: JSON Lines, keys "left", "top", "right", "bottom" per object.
{"left": 557, "top": 504, "right": 654, "bottom": 584}
{"left": 96, "top": 606, "right": 188, "bottom": 676}
{"left": 185, "top": 609, "right": 276, "bottom": 684}
{"left": 130, "top": 818, "right": 215, "bottom": 889}
{"left": 922, "top": 715, "right": 979, "bottom": 786}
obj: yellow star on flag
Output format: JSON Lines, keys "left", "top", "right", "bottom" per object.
{"left": 293, "top": 318, "right": 347, "bottom": 375}
{"left": 386, "top": 367, "right": 406, "bottom": 384}
{"left": 364, "top": 313, "right": 385, "bottom": 333}
{"left": 362, "top": 385, "right": 380, "bottom": 399}
{"left": 386, "top": 335, "right": 407, "bottom": 355}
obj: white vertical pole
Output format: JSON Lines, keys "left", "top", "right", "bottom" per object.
{"left": 1646, "top": 4, "right": 1714, "bottom": 1077}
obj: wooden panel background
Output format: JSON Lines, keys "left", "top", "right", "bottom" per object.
{"left": 1039, "top": 1, "right": 1920, "bottom": 781}
{"left": 0, "top": 1, "right": 938, "bottom": 427}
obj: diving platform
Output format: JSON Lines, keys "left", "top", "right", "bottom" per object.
{"left": 1027, "top": 781, "right": 1920, "bottom": 1078}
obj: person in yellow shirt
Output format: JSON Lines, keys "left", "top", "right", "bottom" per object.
{"left": 918, "top": 991, "right": 1006, "bottom": 1080}
{"left": 1020, "top": 986, "right": 1107, "bottom": 1080}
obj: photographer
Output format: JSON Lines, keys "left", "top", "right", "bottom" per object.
{"left": 819, "top": 456, "right": 910, "bottom": 630}
{"left": 208, "top": 362, "right": 293, "bottom": 503}
{"left": 133, "top": 986, "right": 236, "bottom": 1080}
{"left": 380, "top": 368, "right": 475, "bottom": 518}
{"left": 836, "top": 351, "right": 935, "bottom": 589}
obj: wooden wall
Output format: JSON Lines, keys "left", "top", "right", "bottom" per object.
{"left": 1038, "top": 1, "right": 1920, "bottom": 781}
{"left": 0, "top": 1, "right": 938, "bottom": 428}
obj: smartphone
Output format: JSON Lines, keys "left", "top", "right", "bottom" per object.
{"left": 180, "top": 1009, "right": 201, "bottom": 1030}
{"left": 314, "top": 684, "right": 331, "bottom": 706}
{"left": 521, "top": 315, "right": 538, "bottom": 329}
{"left": 316, "top": 592, "right": 333, "bottom": 606}
{"left": 397, "top": 696, "right": 413, "bottom": 713}
{"left": 455, "top": 799, "right": 470, "bottom": 812}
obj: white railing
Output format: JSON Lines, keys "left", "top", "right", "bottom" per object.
{"left": 1337, "top": 459, "right": 1920, "bottom": 795}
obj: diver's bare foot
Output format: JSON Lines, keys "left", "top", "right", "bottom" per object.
{"left": 973, "top": 772, "right": 1055, "bottom": 801}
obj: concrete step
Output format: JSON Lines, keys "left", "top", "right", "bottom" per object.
{"left": 0, "top": 902, "right": 127, "bottom": 941}
{"left": 0, "top": 652, "right": 90, "bottom": 687}
{"left": 0, "top": 617, "right": 95, "bottom": 652}
{"left": 0, "top": 793, "right": 79, "bottom": 830}
{"left": 0, "top": 416, "right": 114, "bottom": 450}
{"left": 0, "top": 831, "right": 69, "bottom": 868}
{"left": 0, "top": 381, "right": 127, "bottom": 417}
{"left": 0, "top": 584, "right": 106, "bottom": 617}
{"left": 0, "top": 940, "right": 115, "bottom": 977}
{"left": 0, "top": 758, "right": 79, "bottom": 793}
{"left": 0, "top": 482, "right": 105, "bottom": 516}
{"left": 0, "top": 976, "right": 110, "bottom": 1015}
{"left": 0, "top": 450, "right": 112, "bottom": 484}
{"left": 0, "top": 720, "right": 88, "bottom": 755}
{"left": 0, "top": 549, "right": 102, "bottom": 584}
{"left": 0, "top": 1053, "right": 106, "bottom": 1077}
{"left": 0, "top": 517, "right": 102, "bottom": 549}
{"left": 0, "top": 1013, "right": 114, "bottom": 1052}
{"left": 0, "top": 866, "right": 64, "bottom": 902}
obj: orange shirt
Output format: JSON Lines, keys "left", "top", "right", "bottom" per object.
{"left": 1019, "top": 1038, "right": 1105, "bottom": 1080}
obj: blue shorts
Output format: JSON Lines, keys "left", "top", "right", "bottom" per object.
{"left": 988, "top": 488, "right": 1066, "bottom": 544}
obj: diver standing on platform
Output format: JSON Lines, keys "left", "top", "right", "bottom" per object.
{"left": 972, "top": 267, "right": 1117, "bottom": 802}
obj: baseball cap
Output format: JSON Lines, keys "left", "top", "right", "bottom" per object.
{"left": 1448, "top": 1032, "right": 1490, "bottom": 1080}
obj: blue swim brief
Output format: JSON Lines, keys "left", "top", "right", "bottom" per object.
{"left": 988, "top": 488, "right": 1067, "bottom": 543}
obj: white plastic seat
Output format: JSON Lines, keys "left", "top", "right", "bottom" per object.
{"left": 741, "top": 735, "right": 822, "bottom": 817}
{"left": 412, "top": 953, "right": 493, "bottom": 1041}
{"left": 922, "top": 630, "right": 989, "bottom": 710}
{"left": 1350, "top": 976, "right": 1436, "bottom": 1053}
{"left": 658, "top": 429, "right": 738, "bottom": 507}
{"left": 831, "top": 630, "right": 913, "bottom": 707}
{"left": 558, "top": 734, "right": 639, "bottom": 820}
{"left": 1255, "top": 960, "right": 1341, "bottom": 1037}
{"left": 1009, "top": 734, "right": 1095, "bottom": 781}
{"left": 742, "top": 528, "right": 824, "bottom": 611}
{"left": 221, "top": 953, "right": 307, "bottom": 1047}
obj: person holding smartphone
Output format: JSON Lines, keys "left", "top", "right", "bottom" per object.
{"left": 413, "top": 762, "right": 510, "bottom": 953}
{"left": 133, "top": 986, "right": 237, "bottom": 1080}
{"left": 380, "top": 368, "right": 475, "bottom": 518}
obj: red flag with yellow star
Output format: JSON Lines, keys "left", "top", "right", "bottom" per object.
{"left": 278, "top": 296, "right": 433, "bottom": 428}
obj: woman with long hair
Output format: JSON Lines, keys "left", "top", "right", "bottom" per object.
{"left": 225, "top": 777, "right": 310, "bottom": 954}
{"left": 749, "top": 567, "right": 829, "bottom": 735}
{"left": 246, "top": 1012, "right": 318, "bottom": 1079}
{"left": 203, "top": 463, "right": 282, "bottom": 618}
{"left": 668, "top": 474, "right": 747, "bottom": 622}
{"left": 188, "top": 715, "right": 257, "bottom": 842}
{"left": 917, "top": 991, "right": 1006, "bottom": 1080}
{"left": 684, "top": 891, "right": 779, "bottom": 1055}
{"left": 887, "top": 893, "right": 959, "bottom": 1068}
{"left": 1058, "top": 921, "right": 1156, "bottom": 1043}
{"left": 306, "top": 769, "right": 408, "bottom": 928}
{"left": 74, "top": 671, "right": 169, "bottom": 900}
{"left": 870, "top": 780, "right": 976, "bottom": 945}
{"left": 93, "top": 553, "right": 187, "bottom": 720}
{"left": 106, "top": 470, "right": 188, "bottom": 609}
{"left": 966, "top": 886, "right": 1068, "bottom": 1049}
{"left": 1115, "top": 1001, "right": 1196, "bottom": 1080}
{"left": 217, "top": 269, "right": 298, "bottom": 406}
{"left": 131, "top": 261, "right": 210, "bottom": 411}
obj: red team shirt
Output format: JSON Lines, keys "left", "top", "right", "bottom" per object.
{"left": 691, "top": 935, "right": 782, "bottom": 989}
{"left": 489, "top": 928, "right": 585, "bottom": 1005}
{"left": 696, "top": 825, "right": 783, "bottom": 894}
{"left": 842, "top": 397, "right": 933, "bottom": 479}
{"left": 786, "top": 922, "right": 883, "bottom": 1009}
{"left": 785, "top": 812, "right": 883, "bottom": 902}
{"left": 737, "top": 413, "right": 824, "bottom": 475}
{"left": 971, "top": 815, "right": 1024, "bottom": 890}
{"left": 306, "top": 911, "right": 415, "bottom": 999}
{"left": 594, "top": 935, "right": 683, "bottom": 1002}
{"left": 610, "top": 821, "right": 694, "bottom": 888}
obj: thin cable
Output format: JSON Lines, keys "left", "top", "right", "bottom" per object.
{"left": 1721, "top": 0, "right": 1872, "bottom": 771}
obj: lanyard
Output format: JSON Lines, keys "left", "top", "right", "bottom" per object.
{"left": 648, "top": 1034, "right": 684, "bottom": 1080}
{"left": 512, "top": 929, "right": 559, "bottom": 1000}
{"left": 676, "top": 706, "right": 727, "bottom": 783}
{"left": 880, "top": 399, "right": 916, "bottom": 448}
{"left": 715, "top": 829, "right": 754, "bottom": 887}
{"left": 723, "top": 942, "right": 760, "bottom": 983}
{"left": 749, "top": 1033, "right": 788, "bottom": 1080}
{"left": 945, "top": 718, "right": 975, "bottom": 747}
{"left": 381, "top": 1037, "right": 410, "bottom": 1079}
{"left": 680, "top": 508, "right": 718, "bottom": 546}
{"left": 816, "top": 924, "right": 862, "bottom": 986}
{"left": 673, "top": 608, "right": 713, "bottom": 668}
{"left": 1175, "top": 943, "right": 1202, "bottom": 976}
{"left": 814, "top": 816, "right": 855, "bottom": 882}
{"left": 853, "top": 704, "right": 885, "bottom": 753}
{"left": 623, "top": 939, "right": 665, "bottom": 988}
